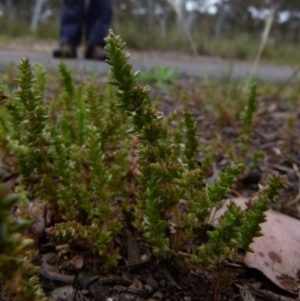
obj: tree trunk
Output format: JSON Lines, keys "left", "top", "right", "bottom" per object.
{"left": 30, "top": 0, "right": 47, "bottom": 32}
{"left": 5, "top": 0, "right": 14, "bottom": 20}
{"left": 147, "top": 0, "right": 154, "bottom": 33}
{"left": 214, "top": 2, "right": 226, "bottom": 38}
{"left": 176, "top": 0, "right": 187, "bottom": 39}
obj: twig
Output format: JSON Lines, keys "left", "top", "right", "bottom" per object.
{"left": 272, "top": 148, "right": 300, "bottom": 166}
{"left": 282, "top": 152, "right": 300, "bottom": 167}
{"left": 253, "top": 289, "right": 297, "bottom": 301}
{"left": 250, "top": 5, "right": 277, "bottom": 76}
{"left": 118, "top": 256, "right": 151, "bottom": 270}
{"left": 271, "top": 67, "right": 300, "bottom": 98}
{"left": 173, "top": 202, "right": 182, "bottom": 255}
{"left": 164, "top": 0, "right": 211, "bottom": 90}
{"left": 38, "top": 269, "right": 75, "bottom": 283}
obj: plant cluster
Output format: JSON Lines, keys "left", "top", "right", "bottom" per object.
{"left": 0, "top": 31, "right": 286, "bottom": 298}
{"left": 137, "top": 66, "right": 180, "bottom": 91}
{"left": 104, "top": 30, "right": 285, "bottom": 263}
{"left": 0, "top": 184, "right": 45, "bottom": 301}
{"left": 237, "top": 79, "right": 265, "bottom": 168}
{"left": 3, "top": 58, "right": 131, "bottom": 269}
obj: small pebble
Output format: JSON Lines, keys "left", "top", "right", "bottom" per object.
{"left": 112, "top": 285, "right": 127, "bottom": 294}
{"left": 129, "top": 278, "right": 143, "bottom": 292}
{"left": 152, "top": 291, "right": 163, "bottom": 300}
{"left": 159, "top": 280, "right": 166, "bottom": 288}
{"left": 81, "top": 289, "right": 89, "bottom": 295}
{"left": 144, "top": 284, "right": 154, "bottom": 296}
{"left": 106, "top": 297, "right": 118, "bottom": 301}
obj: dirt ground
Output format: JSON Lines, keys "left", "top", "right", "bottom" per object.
{"left": 1, "top": 70, "right": 300, "bottom": 301}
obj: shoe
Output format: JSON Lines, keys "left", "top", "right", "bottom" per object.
{"left": 85, "top": 46, "right": 107, "bottom": 61}
{"left": 53, "top": 45, "right": 77, "bottom": 59}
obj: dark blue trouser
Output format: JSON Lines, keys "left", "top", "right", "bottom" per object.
{"left": 59, "top": 0, "right": 113, "bottom": 47}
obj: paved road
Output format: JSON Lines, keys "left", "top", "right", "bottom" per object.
{"left": 0, "top": 48, "right": 298, "bottom": 83}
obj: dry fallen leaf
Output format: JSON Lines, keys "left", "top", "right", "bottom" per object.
{"left": 59, "top": 254, "right": 84, "bottom": 273}
{"left": 50, "top": 285, "right": 74, "bottom": 300}
{"left": 211, "top": 197, "right": 300, "bottom": 294}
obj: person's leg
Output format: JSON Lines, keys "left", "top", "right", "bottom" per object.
{"left": 85, "top": 0, "right": 113, "bottom": 60}
{"left": 53, "top": 0, "right": 85, "bottom": 58}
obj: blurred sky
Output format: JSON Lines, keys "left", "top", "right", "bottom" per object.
{"left": 186, "top": 0, "right": 219, "bottom": 14}
{"left": 185, "top": 0, "right": 290, "bottom": 22}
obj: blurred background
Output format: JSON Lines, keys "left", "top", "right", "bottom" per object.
{"left": 0, "top": 0, "right": 299, "bottom": 64}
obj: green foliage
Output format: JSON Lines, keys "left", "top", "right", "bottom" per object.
{"left": 4, "top": 57, "right": 131, "bottom": 267}
{"left": 189, "top": 174, "right": 286, "bottom": 267}
{"left": 104, "top": 30, "right": 285, "bottom": 261}
{"left": 239, "top": 174, "right": 286, "bottom": 252}
{"left": 0, "top": 31, "right": 286, "bottom": 295}
{"left": 236, "top": 80, "right": 266, "bottom": 171}
{"left": 137, "top": 66, "right": 180, "bottom": 90}
{"left": 183, "top": 111, "right": 199, "bottom": 170}
{"left": 239, "top": 80, "right": 258, "bottom": 144}
{"left": 0, "top": 184, "right": 45, "bottom": 301}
